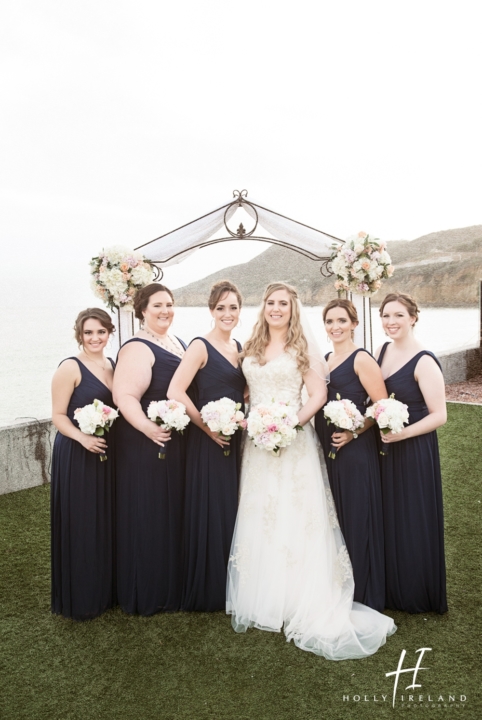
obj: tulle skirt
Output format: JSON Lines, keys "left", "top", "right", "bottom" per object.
{"left": 226, "top": 424, "right": 396, "bottom": 660}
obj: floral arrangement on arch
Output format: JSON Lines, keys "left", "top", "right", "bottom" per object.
{"left": 90, "top": 245, "right": 154, "bottom": 311}
{"left": 330, "top": 232, "right": 394, "bottom": 296}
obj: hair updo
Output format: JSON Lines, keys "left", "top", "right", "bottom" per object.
{"left": 74, "top": 308, "right": 115, "bottom": 347}
{"left": 133, "top": 283, "right": 174, "bottom": 321}
{"left": 379, "top": 292, "right": 420, "bottom": 324}
{"left": 322, "top": 299, "right": 359, "bottom": 325}
{"left": 208, "top": 280, "right": 243, "bottom": 310}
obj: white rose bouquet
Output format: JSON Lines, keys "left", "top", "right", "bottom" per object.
{"left": 330, "top": 231, "right": 394, "bottom": 296}
{"left": 73, "top": 399, "right": 119, "bottom": 461}
{"left": 323, "top": 394, "right": 365, "bottom": 459}
{"left": 90, "top": 245, "right": 154, "bottom": 311}
{"left": 147, "top": 399, "right": 191, "bottom": 459}
{"left": 200, "top": 397, "right": 246, "bottom": 457}
{"left": 365, "top": 395, "right": 409, "bottom": 455}
{"left": 246, "top": 400, "right": 302, "bottom": 457}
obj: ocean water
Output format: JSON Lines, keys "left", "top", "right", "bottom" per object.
{"left": 0, "top": 304, "right": 479, "bottom": 427}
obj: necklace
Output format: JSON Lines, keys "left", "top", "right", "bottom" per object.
{"left": 143, "top": 328, "right": 184, "bottom": 358}
{"left": 82, "top": 353, "right": 108, "bottom": 370}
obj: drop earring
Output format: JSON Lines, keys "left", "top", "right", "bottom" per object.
{"left": 326, "top": 335, "right": 331, "bottom": 343}
{"left": 210, "top": 319, "right": 215, "bottom": 328}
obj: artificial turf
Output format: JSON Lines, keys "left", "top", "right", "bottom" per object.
{"left": 0, "top": 403, "right": 480, "bottom": 720}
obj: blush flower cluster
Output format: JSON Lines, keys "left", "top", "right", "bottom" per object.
{"left": 73, "top": 399, "right": 119, "bottom": 461}
{"left": 201, "top": 398, "right": 246, "bottom": 456}
{"left": 330, "top": 232, "right": 394, "bottom": 296}
{"left": 323, "top": 394, "right": 365, "bottom": 459}
{"left": 90, "top": 245, "right": 154, "bottom": 310}
{"left": 246, "top": 400, "right": 302, "bottom": 457}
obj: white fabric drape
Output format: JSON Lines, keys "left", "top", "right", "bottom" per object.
{"left": 134, "top": 199, "right": 340, "bottom": 265}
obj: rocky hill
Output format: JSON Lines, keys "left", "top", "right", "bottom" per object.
{"left": 173, "top": 225, "right": 482, "bottom": 307}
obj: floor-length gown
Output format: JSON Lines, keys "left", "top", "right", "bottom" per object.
{"left": 51, "top": 357, "right": 116, "bottom": 620}
{"left": 377, "top": 342, "right": 448, "bottom": 613}
{"left": 227, "top": 351, "right": 396, "bottom": 660}
{"left": 182, "top": 338, "right": 245, "bottom": 611}
{"left": 315, "top": 350, "right": 385, "bottom": 612}
{"left": 116, "top": 338, "right": 187, "bottom": 615}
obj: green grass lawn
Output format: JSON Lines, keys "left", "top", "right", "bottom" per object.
{"left": 0, "top": 403, "right": 480, "bottom": 720}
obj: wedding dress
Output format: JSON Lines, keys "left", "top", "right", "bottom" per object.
{"left": 226, "top": 352, "right": 396, "bottom": 660}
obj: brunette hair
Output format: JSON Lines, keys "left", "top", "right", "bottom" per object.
{"left": 133, "top": 283, "right": 174, "bottom": 321}
{"left": 208, "top": 280, "right": 243, "bottom": 310}
{"left": 242, "top": 282, "right": 310, "bottom": 374}
{"left": 379, "top": 292, "right": 420, "bottom": 324}
{"left": 322, "top": 299, "right": 359, "bottom": 325}
{"left": 74, "top": 308, "right": 115, "bottom": 347}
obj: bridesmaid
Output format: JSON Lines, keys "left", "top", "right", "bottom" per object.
{"left": 376, "top": 292, "right": 448, "bottom": 613}
{"left": 51, "top": 308, "right": 116, "bottom": 620}
{"left": 315, "top": 299, "right": 388, "bottom": 612}
{"left": 167, "top": 280, "right": 245, "bottom": 611}
{"left": 113, "top": 283, "right": 186, "bottom": 615}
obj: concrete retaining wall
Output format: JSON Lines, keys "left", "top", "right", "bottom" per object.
{"left": 0, "top": 345, "right": 481, "bottom": 496}
{"left": 0, "top": 419, "right": 55, "bottom": 495}
{"left": 438, "top": 346, "right": 482, "bottom": 384}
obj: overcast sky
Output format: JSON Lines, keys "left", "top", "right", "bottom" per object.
{"left": 2, "top": 0, "right": 481, "bottom": 295}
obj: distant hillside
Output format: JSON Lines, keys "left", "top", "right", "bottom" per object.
{"left": 173, "top": 225, "right": 482, "bottom": 307}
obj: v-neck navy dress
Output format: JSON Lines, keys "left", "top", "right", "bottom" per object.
{"left": 377, "top": 342, "right": 448, "bottom": 613}
{"left": 51, "top": 357, "right": 116, "bottom": 620}
{"left": 315, "top": 349, "right": 385, "bottom": 612}
{"left": 182, "top": 338, "right": 245, "bottom": 611}
{"left": 115, "top": 337, "right": 187, "bottom": 616}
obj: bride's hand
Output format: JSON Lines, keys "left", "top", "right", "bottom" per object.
{"left": 331, "top": 430, "right": 353, "bottom": 449}
{"left": 203, "top": 427, "right": 231, "bottom": 448}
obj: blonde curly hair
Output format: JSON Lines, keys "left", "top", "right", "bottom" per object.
{"left": 242, "top": 282, "right": 310, "bottom": 374}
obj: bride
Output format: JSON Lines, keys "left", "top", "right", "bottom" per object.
{"left": 226, "top": 282, "right": 396, "bottom": 660}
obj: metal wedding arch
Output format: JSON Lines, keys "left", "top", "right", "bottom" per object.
{"left": 124, "top": 189, "right": 373, "bottom": 351}
{"left": 134, "top": 189, "right": 343, "bottom": 280}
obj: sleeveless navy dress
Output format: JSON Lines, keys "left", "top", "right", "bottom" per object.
{"left": 377, "top": 342, "right": 448, "bottom": 613}
{"left": 51, "top": 357, "right": 116, "bottom": 620}
{"left": 115, "top": 338, "right": 187, "bottom": 615}
{"left": 314, "top": 349, "right": 385, "bottom": 612}
{"left": 182, "top": 338, "right": 245, "bottom": 611}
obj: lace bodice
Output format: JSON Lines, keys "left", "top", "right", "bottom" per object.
{"left": 242, "top": 352, "right": 303, "bottom": 409}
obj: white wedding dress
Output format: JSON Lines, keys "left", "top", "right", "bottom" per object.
{"left": 226, "top": 352, "right": 396, "bottom": 660}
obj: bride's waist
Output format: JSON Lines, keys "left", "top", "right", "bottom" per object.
{"left": 249, "top": 396, "right": 302, "bottom": 411}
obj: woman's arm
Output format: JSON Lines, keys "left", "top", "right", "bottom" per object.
{"left": 381, "top": 354, "right": 447, "bottom": 444}
{"left": 297, "top": 367, "right": 327, "bottom": 426}
{"left": 113, "top": 342, "right": 171, "bottom": 447}
{"left": 167, "top": 340, "right": 229, "bottom": 448}
{"left": 330, "top": 352, "right": 388, "bottom": 449}
{"left": 51, "top": 360, "right": 107, "bottom": 454}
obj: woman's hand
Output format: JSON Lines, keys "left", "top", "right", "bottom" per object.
{"left": 380, "top": 428, "right": 407, "bottom": 444}
{"left": 330, "top": 430, "right": 354, "bottom": 449}
{"left": 142, "top": 420, "right": 172, "bottom": 447}
{"left": 203, "top": 426, "right": 231, "bottom": 448}
{"left": 79, "top": 434, "right": 108, "bottom": 454}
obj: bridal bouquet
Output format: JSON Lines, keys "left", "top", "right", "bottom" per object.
{"left": 330, "top": 231, "right": 394, "bottom": 296}
{"left": 246, "top": 400, "right": 302, "bottom": 457}
{"left": 74, "top": 399, "right": 119, "bottom": 462}
{"left": 200, "top": 397, "right": 246, "bottom": 457}
{"left": 323, "top": 394, "right": 365, "bottom": 459}
{"left": 90, "top": 245, "right": 154, "bottom": 311}
{"left": 365, "top": 395, "right": 409, "bottom": 456}
{"left": 147, "top": 399, "right": 191, "bottom": 459}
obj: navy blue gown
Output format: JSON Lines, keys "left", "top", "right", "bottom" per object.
{"left": 51, "top": 357, "right": 116, "bottom": 620}
{"left": 377, "top": 342, "right": 448, "bottom": 613}
{"left": 315, "top": 349, "right": 385, "bottom": 612}
{"left": 182, "top": 338, "right": 245, "bottom": 611}
{"left": 116, "top": 338, "right": 187, "bottom": 615}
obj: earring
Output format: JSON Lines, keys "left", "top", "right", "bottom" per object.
{"left": 238, "top": 318, "right": 242, "bottom": 328}
{"left": 210, "top": 319, "right": 215, "bottom": 328}
{"left": 326, "top": 335, "right": 331, "bottom": 343}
